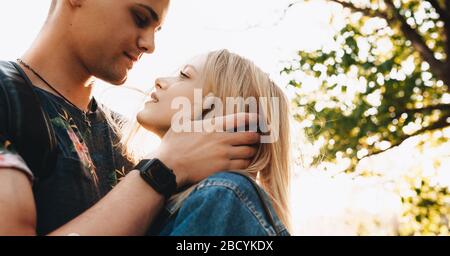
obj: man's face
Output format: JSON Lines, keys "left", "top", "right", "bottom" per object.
{"left": 68, "top": 0, "right": 170, "bottom": 85}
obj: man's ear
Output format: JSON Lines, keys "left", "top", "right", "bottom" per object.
{"left": 68, "top": 0, "right": 84, "bottom": 8}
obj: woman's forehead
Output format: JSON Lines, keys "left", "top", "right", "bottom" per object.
{"left": 186, "top": 54, "right": 207, "bottom": 70}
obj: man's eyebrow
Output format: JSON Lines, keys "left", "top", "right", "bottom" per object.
{"left": 137, "top": 3, "right": 160, "bottom": 23}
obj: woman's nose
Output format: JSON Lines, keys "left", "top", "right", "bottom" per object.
{"left": 155, "top": 77, "right": 168, "bottom": 90}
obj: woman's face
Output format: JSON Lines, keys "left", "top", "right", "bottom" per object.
{"left": 137, "top": 55, "right": 208, "bottom": 136}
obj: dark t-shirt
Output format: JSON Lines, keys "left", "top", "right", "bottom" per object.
{"left": 0, "top": 80, "right": 134, "bottom": 235}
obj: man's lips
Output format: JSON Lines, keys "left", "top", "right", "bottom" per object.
{"left": 124, "top": 52, "right": 139, "bottom": 62}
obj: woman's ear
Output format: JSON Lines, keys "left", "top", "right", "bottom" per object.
{"left": 69, "top": 0, "right": 84, "bottom": 8}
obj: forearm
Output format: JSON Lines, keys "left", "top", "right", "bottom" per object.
{"left": 49, "top": 170, "right": 164, "bottom": 236}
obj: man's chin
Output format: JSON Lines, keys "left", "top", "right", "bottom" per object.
{"left": 110, "top": 78, "right": 127, "bottom": 86}
{"left": 100, "top": 73, "right": 128, "bottom": 86}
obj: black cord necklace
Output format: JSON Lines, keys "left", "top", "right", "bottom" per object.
{"left": 17, "top": 58, "right": 92, "bottom": 127}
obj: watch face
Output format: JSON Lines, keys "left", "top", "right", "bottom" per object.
{"left": 149, "top": 159, "right": 174, "bottom": 186}
{"left": 139, "top": 158, "right": 177, "bottom": 197}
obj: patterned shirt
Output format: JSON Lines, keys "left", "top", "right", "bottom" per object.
{"left": 0, "top": 84, "right": 134, "bottom": 235}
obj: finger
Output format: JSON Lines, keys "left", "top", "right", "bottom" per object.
{"left": 228, "top": 146, "right": 258, "bottom": 160}
{"left": 228, "top": 159, "right": 252, "bottom": 171}
{"left": 224, "top": 132, "right": 260, "bottom": 146}
{"left": 209, "top": 113, "right": 258, "bottom": 132}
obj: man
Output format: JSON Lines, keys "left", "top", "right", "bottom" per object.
{"left": 0, "top": 0, "right": 259, "bottom": 235}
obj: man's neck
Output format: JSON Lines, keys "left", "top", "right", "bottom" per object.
{"left": 20, "top": 25, "right": 94, "bottom": 112}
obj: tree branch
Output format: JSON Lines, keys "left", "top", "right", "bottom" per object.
{"left": 404, "top": 103, "right": 450, "bottom": 114}
{"left": 385, "top": 0, "right": 449, "bottom": 84}
{"left": 427, "top": 0, "right": 449, "bottom": 21}
{"left": 446, "top": 0, "right": 450, "bottom": 15}
{"left": 271, "top": 1, "right": 302, "bottom": 27}
{"left": 446, "top": 0, "right": 450, "bottom": 59}
{"left": 365, "top": 114, "right": 450, "bottom": 157}
{"left": 328, "top": 0, "right": 390, "bottom": 20}
{"left": 211, "top": 1, "right": 303, "bottom": 32}
{"left": 427, "top": 0, "right": 450, "bottom": 60}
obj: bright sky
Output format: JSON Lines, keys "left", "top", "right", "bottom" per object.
{"left": 3, "top": 0, "right": 440, "bottom": 235}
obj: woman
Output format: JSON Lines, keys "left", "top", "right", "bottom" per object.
{"left": 122, "top": 49, "right": 291, "bottom": 236}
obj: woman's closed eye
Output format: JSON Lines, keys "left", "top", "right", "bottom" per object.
{"left": 180, "top": 70, "right": 190, "bottom": 79}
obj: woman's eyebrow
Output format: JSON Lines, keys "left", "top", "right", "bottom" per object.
{"left": 183, "top": 64, "right": 198, "bottom": 74}
{"left": 137, "top": 3, "right": 160, "bottom": 22}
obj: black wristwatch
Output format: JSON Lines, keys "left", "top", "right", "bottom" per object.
{"left": 135, "top": 158, "right": 177, "bottom": 198}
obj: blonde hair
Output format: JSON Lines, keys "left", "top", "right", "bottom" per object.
{"left": 118, "top": 49, "right": 292, "bottom": 231}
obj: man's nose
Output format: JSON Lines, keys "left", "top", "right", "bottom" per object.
{"left": 138, "top": 30, "right": 156, "bottom": 54}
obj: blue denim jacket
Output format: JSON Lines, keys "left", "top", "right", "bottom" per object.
{"left": 149, "top": 172, "right": 290, "bottom": 236}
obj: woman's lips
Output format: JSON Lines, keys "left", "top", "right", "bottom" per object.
{"left": 150, "top": 92, "right": 159, "bottom": 103}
